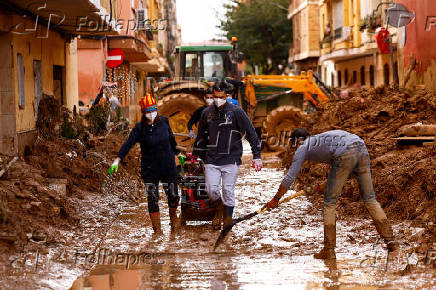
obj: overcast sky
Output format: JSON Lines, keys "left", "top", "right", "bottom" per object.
{"left": 176, "top": 0, "right": 230, "bottom": 44}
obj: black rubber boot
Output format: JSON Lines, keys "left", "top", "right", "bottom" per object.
{"left": 223, "top": 205, "right": 234, "bottom": 228}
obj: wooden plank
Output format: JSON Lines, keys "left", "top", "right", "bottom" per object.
{"left": 398, "top": 124, "right": 436, "bottom": 136}
{"left": 394, "top": 136, "right": 435, "bottom": 141}
{"left": 0, "top": 156, "right": 18, "bottom": 178}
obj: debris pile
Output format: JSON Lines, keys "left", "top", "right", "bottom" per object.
{"left": 282, "top": 87, "right": 436, "bottom": 223}
{"left": 0, "top": 96, "right": 140, "bottom": 248}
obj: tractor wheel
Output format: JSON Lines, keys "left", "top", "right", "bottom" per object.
{"left": 157, "top": 93, "right": 205, "bottom": 134}
{"left": 262, "top": 105, "right": 308, "bottom": 151}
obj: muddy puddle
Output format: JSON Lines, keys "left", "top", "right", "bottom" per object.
{"left": 67, "top": 165, "right": 435, "bottom": 289}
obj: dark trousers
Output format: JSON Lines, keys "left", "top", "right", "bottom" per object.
{"left": 143, "top": 175, "right": 179, "bottom": 214}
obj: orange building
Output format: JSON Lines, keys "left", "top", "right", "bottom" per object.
{"left": 77, "top": 0, "right": 179, "bottom": 125}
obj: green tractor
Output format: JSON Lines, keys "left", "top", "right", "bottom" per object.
{"left": 157, "top": 43, "right": 241, "bottom": 134}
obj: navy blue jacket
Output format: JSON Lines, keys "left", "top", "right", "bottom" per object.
{"left": 193, "top": 103, "right": 261, "bottom": 165}
{"left": 187, "top": 105, "right": 207, "bottom": 131}
{"left": 117, "top": 115, "right": 179, "bottom": 179}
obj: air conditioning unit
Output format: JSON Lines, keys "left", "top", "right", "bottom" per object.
{"left": 135, "top": 8, "right": 148, "bottom": 30}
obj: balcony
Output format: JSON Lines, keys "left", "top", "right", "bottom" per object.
{"left": 334, "top": 27, "right": 342, "bottom": 40}
{"left": 3, "top": 0, "right": 118, "bottom": 35}
{"left": 320, "top": 34, "right": 332, "bottom": 55}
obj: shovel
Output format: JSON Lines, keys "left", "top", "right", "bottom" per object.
{"left": 213, "top": 190, "right": 305, "bottom": 250}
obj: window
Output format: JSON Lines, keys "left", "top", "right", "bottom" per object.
{"left": 184, "top": 53, "right": 200, "bottom": 78}
{"left": 323, "top": 67, "right": 327, "bottom": 83}
{"left": 384, "top": 63, "right": 390, "bottom": 86}
{"left": 394, "top": 61, "right": 399, "bottom": 84}
{"left": 344, "top": 69, "right": 348, "bottom": 86}
{"left": 53, "top": 65, "right": 64, "bottom": 105}
{"left": 204, "top": 52, "right": 225, "bottom": 80}
{"left": 333, "top": 0, "right": 344, "bottom": 29}
{"left": 331, "top": 72, "right": 334, "bottom": 87}
{"left": 338, "top": 70, "right": 342, "bottom": 87}
{"left": 360, "top": 66, "right": 365, "bottom": 86}
{"left": 17, "top": 53, "right": 25, "bottom": 108}
{"left": 352, "top": 70, "right": 357, "bottom": 84}
{"left": 369, "top": 65, "right": 375, "bottom": 86}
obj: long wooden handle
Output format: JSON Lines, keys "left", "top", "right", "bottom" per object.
{"left": 257, "top": 190, "right": 305, "bottom": 214}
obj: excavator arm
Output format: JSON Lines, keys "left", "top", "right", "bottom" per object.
{"left": 243, "top": 70, "right": 330, "bottom": 108}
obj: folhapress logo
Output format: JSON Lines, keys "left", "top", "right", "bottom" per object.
{"left": 11, "top": 2, "right": 65, "bottom": 38}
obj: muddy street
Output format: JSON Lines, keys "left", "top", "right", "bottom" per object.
{"left": 3, "top": 148, "right": 428, "bottom": 289}
{"left": 68, "top": 159, "right": 434, "bottom": 289}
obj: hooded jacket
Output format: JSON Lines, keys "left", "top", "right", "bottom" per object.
{"left": 193, "top": 102, "right": 261, "bottom": 165}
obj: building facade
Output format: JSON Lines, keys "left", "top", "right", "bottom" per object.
{"left": 288, "top": 0, "right": 321, "bottom": 72}
{"left": 317, "top": 0, "right": 399, "bottom": 88}
{"left": 0, "top": 0, "right": 113, "bottom": 155}
{"left": 77, "top": 0, "right": 180, "bottom": 125}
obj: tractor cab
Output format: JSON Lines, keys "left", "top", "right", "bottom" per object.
{"left": 174, "top": 45, "right": 234, "bottom": 81}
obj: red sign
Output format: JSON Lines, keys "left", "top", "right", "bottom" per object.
{"left": 106, "top": 49, "right": 124, "bottom": 68}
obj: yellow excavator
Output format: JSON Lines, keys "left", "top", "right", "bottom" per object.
{"left": 240, "top": 70, "right": 332, "bottom": 151}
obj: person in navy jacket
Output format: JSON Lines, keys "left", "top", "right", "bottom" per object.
{"left": 108, "top": 94, "right": 180, "bottom": 236}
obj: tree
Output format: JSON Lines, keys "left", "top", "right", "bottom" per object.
{"left": 220, "top": 0, "right": 293, "bottom": 74}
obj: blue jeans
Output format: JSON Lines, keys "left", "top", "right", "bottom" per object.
{"left": 322, "top": 142, "right": 393, "bottom": 246}
{"left": 325, "top": 142, "right": 376, "bottom": 206}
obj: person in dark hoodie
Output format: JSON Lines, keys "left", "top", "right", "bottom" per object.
{"left": 193, "top": 81, "right": 262, "bottom": 230}
{"left": 108, "top": 94, "right": 180, "bottom": 237}
{"left": 187, "top": 88, "right": 214, "bottom": 139}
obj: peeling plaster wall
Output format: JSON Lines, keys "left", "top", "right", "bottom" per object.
{"left": 398, "top": 0, "right": 436, "bottom": 90}
{"left": 11, "top": 17, "right": 66, "bottom": 132}
{"left": 0, "top": 11, "right": 78, "bottom": 155}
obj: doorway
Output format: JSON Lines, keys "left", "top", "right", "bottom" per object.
{"left": 53, "top": 65, "right": 65, "bottom": 105}
{"left": 34, "top": 60, "right": 42, "bottom": 118}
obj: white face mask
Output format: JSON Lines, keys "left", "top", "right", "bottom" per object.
{"left": 214, "top": 98, "right": 227, "bottom": 107}
{"left": 205, "top": 98, "right": 214, "bottom": 106}
{"left": 145, "top": 111, "right": 158, "bottom": 122}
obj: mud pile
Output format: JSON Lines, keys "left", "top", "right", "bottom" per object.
{"left": 282, "top": 87, "right": 436, "bottom": 223}
{"left": 0, "top": 102, "right": 141, "bottom": 249}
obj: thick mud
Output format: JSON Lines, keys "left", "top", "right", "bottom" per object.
{"left": 0, "top": 117, "right": 434, "bottom": 288}
{"left": 67, "top": 162, "right": 434, "bottom": 289}
{"left": 0, "top": 143, "right": 435, "bottom": 288}
{"left": 281, "top": 87, "right": 436, "bottom": 224}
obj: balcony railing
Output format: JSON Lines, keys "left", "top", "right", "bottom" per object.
{"left": 333, "top": 26, "right": 351, "bottom": 41}
{"left": 334, "top": 27, "right": 342, "bottom": 40}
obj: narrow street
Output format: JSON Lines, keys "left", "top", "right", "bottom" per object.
{"left": 2, "top": 147, "right": 429, "bottom": 289}
{"left": 0, "top": 0, "right": 435, "bottom": 288}
{"left": 67, "top": 150, "right": 435, "bottom": 289}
